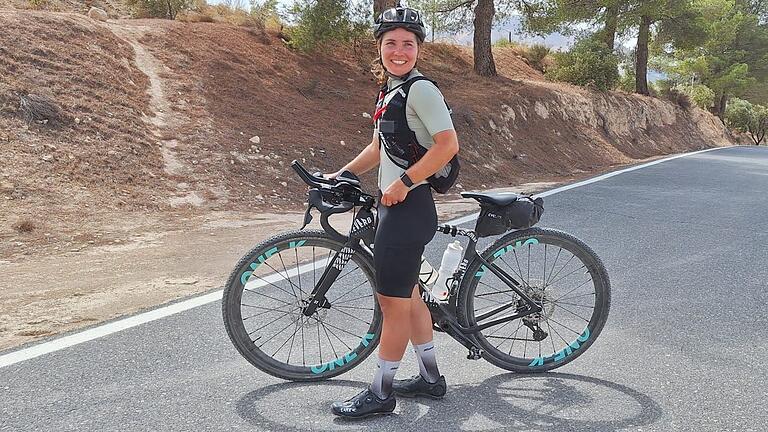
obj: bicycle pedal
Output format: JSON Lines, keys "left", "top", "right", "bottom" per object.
{"left": 467, "top": 348, "right": 483, "bottom": 360}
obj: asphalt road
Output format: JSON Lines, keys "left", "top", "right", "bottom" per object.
{"left": 2, "top": 146, "right": 767, "bottom": 432}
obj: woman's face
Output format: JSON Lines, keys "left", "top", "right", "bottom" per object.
{"left": 380, "top": 28, "right": 419, "bottom": 76}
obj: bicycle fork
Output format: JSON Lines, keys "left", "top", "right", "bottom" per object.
{"left": 302, "top": 245, "right": 356, "bottom": 316}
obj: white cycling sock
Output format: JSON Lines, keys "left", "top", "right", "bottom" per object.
{"left": 371, "top": 357, "right": 399, "bottom": 399}
{"left": 414, "top": 340, "right": 440, "bottom": 384}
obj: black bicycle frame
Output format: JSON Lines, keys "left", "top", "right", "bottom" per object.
{"left": 302, "top": 213, "right": 542, "bottom": 351}
{"left": 415, "top": 224, "right": 544, "bottom": 351}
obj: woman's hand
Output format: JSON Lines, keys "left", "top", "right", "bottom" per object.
{"left": 381, "top": 178, "right": 409, "bottom": 207}
{"left": 325, "top": 171, "right": 342, "bottom": 180}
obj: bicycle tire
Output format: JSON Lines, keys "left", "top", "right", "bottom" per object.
{"left": 457, "top": 227, "right": 610, "bottom": 373}
{"left": 222, "top": 229, "right": 382, "bottom": 381}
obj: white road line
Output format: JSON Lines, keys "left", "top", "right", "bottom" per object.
{"left": 0, "top": 146, "right": 730, "bottom": 368}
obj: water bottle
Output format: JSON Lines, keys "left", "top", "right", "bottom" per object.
{"left": 433, "top": 241, "right": 463, "bottom": 301}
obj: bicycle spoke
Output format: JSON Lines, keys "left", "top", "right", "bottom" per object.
{"left": 527, "top": 243, "right": 531, "bottom": 285}
{"left": 332, "top": 289, "right": 372, "bottom": 305}
{"left": 543, "top": 244, "right": 547, "bottom": 287}
{"left": 333, "top": 304, "right": 374, "bottom": 312}
{"left": 332, "top": 305, "right": 372, "bottom": 325}
{"left": 508, "top": 321, "right": 524, "bottom": 355}
{"left": 277, "top": 253, "right": 302, "bottom": 301}
{"left": 546, "top": 316, "right": 584, "bottom": 337}
{"left": 551, "top": 302, "right": 592, "bottom": 324}
{"left": 477, "top": 279, "right": 519, "bottom": 301}
{"left": 301, "top": 312, "right": 306, "bottom": 366}
{"left": 547, "top": 319, "right": 572, "bottom": 346}
{"left": 333, "top": 264, "right": 362, "bottom": 285}
{"left": 246, "top": 308, "right": 297, "bottom": 334}
{"left": 545, "top": 253, "right": 576, "bottom": 287}
{"left": 523, "top": 326, "right": 529, "bottom": 358}
{"left": 546, "top": 318, "right": 557, "bottom": 355}
{"left": 241, "top": 305, "right": 295, "bottom": 321}
{"left": 552, "top": 300, "right": 595, "bottom": 309}
{"left": 272, "top": 313, "right": 303, "bottom": 358}
{"left": 550, "top": 279, "right": 594, "bottom": 303}
{"left": 244, "top": 271, "right": 298, "bottom": 301}
{"left": 329, "top": 280, "right": 370, "bottom": 304}
{"left": 546, "top": 264, "right": 589, "bottom": 290}
{"left": 490, "top": 320, "right": 518, "bottom": 350}
{"left": 499, "top": 254, "right": 529, "bottom": 289}
{"left": 294, "top": 248, "right": 305, "bottom": 299}
{"left": 312, "top": 315, "right": 354, "bottom": 353}
{"left": 241, "top": 303, "right": 294, "bottom": 313}
{"left": 313, "top": 318, "right": 364, "bottom": 340}
{"left": 287, "top": 315, "right": 302, "bottom": 364}
{"left": 545, "top": 248, "right": 562, "bottom": 287}
{"left": 243, "top": 288, "right": 294, "bottom": 307}
{"left": 555, "top": 291, "right": 596, "bottom": 302}
{"left": 511, "top": 249, "right": 528, "bottom": 289}
{"left": 256, "top": 314, "right": 301, "bottom": 348}
{"left": 318, "top": 317, "right": 339, "bottom": 359}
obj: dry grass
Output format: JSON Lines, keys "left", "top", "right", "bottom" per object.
{"left": 179, "top": 4, "right": 263, "bottom": 28}
{"left": 13, "top": 219, "right": 35, "bottom": 233}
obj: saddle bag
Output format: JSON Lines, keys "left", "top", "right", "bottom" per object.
{"left": 474, "top": 196, "right": 544, "bottom": 237}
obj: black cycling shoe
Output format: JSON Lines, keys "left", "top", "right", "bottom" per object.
{"left": 392, "top": 375, "right": 447, "bottom": 399}
{"left": 331, "top": 387, "right": 396, "bottom": 419}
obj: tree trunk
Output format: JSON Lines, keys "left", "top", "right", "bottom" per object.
{"left": 714, "top": 94, "right": 728, "bottom": 119}
{"left": 473, "top": 0, "right": 496, "bottom": 77}
{"left": 635, "top": 15, "right": 651, "bottom": 96}
{"left": 374, "top": 0, "right": 397, "bottom": 19}
{"left": 602, "top": 2, "right": 619, "bottom": 50}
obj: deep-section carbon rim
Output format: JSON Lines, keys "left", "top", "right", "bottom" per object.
{"left": 459, "top": 227, "right": 610, "bottom": 373}
{"left": 223, "top": 230, "right": 381, "bottom": 381}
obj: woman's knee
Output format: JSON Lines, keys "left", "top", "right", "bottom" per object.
{"left": 377, "top": 294, "right": 412, "bottom": 318}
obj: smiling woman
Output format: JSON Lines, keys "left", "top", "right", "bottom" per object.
{"left": 326, "top": 5, "right": 460, "bottom": 419}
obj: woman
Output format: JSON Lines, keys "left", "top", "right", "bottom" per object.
{"left": 328, "top": 6, "right": 460, "bottom": 419}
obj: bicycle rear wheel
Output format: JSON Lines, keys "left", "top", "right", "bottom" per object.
{"left": 457, "top": 227, "right": 610, "bottom": 373}
{"left": 222, "top": 230, "right": 381, "bottom": 381}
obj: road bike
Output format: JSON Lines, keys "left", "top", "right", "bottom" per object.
{"left": 222, "top": 161, "right": 611, "bottom": 381}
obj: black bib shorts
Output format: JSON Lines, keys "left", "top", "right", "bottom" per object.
{"left": 374, "top": 184, "right": 438, "bottom": 298}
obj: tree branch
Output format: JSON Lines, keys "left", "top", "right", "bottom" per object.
{"left": 437, "top": 0, "right": 475, "bottom": 13}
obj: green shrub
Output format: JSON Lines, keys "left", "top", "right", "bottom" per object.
{"left": 675, "top": 84, "right": 715, "bottom": 111}
{"left": 618, "top": 70, "right": 635, "bottom": 93}
{"left": 546, "top": 38, "right": 618, "bottom": 91}
{"left": 288, "top": 0, "right": 355, "bottom": 52}
{"left": 125, "top": 0, "right": 194, "bottom": 19}
{"left": 493, "top": 39, "right": 518, "bottom": 48}
{"left": 725, "top": 98, "right": 768, "bottom": 145}
{"left": 523, "top": 43, "right": 550, "bottom": 73}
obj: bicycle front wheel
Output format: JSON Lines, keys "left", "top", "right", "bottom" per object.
{"left": 457, "top": 227, "right": 610, "bottom": 373}
{"left": 222, "top": 230, "right": 381, "bottom": 381}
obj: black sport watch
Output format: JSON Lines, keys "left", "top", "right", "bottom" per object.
{"left": 400, "top": 172, "right": 414, "bottom": 187}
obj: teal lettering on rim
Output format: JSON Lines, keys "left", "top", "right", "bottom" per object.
{"left": 240, "top": 241, "right": 307, "bottom": 285}
{"left": 475, "top": 238, "right": 540, "bottom": 277}
{"left": 528, "top": 327, "right": 590, "bottom": 367}
{"left": 311, "top": 333, "right": 376, "bottom": 374}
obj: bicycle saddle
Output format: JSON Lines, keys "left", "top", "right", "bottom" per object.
{"left": 461, "top": 191, "right": 522, "bottom": 206}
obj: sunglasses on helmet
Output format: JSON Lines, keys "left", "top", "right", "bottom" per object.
{"left": 377, "top": 7, "right": 421, "bottom": 24}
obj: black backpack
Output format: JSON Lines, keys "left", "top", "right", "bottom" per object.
{"left": 375, "top": 76, "right": 460, "bottom": 194}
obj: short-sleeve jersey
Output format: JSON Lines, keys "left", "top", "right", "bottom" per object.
{"left": 376, "top": 69, "right": 455, "bottom": 191}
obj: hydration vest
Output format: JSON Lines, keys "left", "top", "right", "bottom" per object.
{"left": 374, "top": 76, "right": 460, "bottom": 194}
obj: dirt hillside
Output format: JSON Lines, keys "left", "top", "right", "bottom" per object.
{"left": 0, "top": 10, "right": 734, "bottom": 261}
